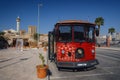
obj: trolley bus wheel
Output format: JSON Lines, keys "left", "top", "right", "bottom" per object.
{"left": 85, "top": 66, "right": 96, "bottom": 71}
{"left": 58, "top": 67, "right": 61, "bottom": 71}
{"left": 73, "top": 69, "right": 77, "bottom": 72}
{"left": 84, "top": 67, "right": 88, "bottom": 71}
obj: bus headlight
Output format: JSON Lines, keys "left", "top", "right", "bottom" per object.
{"left": 61, "top": 50, "right": 65, "bottom": 54}
{"left": 91, "top": 49, "right": 95, "bottom": 54}
{"left": 75, "top": 48, "right": 84, "bottom": 59}
{"left": 78, "top": 49, "right": 82, "bottom": 54}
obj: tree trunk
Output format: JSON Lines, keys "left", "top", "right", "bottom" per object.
{"left": 98, "top": 25, "right": 100, "bottom": 36}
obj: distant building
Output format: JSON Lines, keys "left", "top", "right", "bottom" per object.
{"left": 2, "top": 17, "right": 39, "bottom": 48}
{"left": 116, "top": 33, "right": 120, "bottom": 40}
{"left": 3, "top": 29, "right": 17, "bottom": 33}
{"left": 28, "top": 26, "right": 36, "bottom": 37}
{"left": 111, "top": 32, "right": 120, "bottom": 40}
{"left": 2, "top": 21, "right": 49, "bottom": 48}
{"left": 40, "top": 34, "right": 48, "bottom": 42}
{"left": 96, "top": 35, "right": 106, "bottom": 45}
{"left": 19, "top": 30, "right": 26, "bottom": 35}
{"left": 3, "top": 29, "right": 17, "bottom": 38}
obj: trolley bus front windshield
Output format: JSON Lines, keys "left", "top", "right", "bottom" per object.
{"left": 58, "top": 25, "right": 95, "bottom": 42}
{"left": 59, "top": 26, "right": 72, "bottom": 42}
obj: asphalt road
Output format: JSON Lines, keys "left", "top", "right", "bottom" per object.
{"left": 48, "top": 48, "right": 120, "bottom": 80}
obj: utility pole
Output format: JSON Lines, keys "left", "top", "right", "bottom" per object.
{"left": 37, "top": 3, "right": 42, "bottom": 47}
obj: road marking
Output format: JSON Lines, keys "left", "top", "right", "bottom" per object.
{"left": 101, "top": 66, "right": 120, "bottom": 68}
{"left": 97, "top": 67, "right": 114, "bottom": 74}
{"left": 97, "top": 54, "right": 120, "bottom": 61}
{"left": 96, "top": 48, "right": 120, "bottom": 51}
{"left": 50, "top": 72, "right": 113, "bottom": 79}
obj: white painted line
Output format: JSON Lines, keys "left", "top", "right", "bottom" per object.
{"left": 97, "top": 54, "right": 120, "bottom": 61}
{"left": 98, "top": 67, "right": 114, "bottom": 74}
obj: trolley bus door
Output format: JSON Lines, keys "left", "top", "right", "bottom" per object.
{"left": 48, "top": 32, "right": 54, "bottom": 60}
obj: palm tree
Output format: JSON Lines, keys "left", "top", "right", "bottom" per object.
{"left": 95, "top": 17, "right": 104, "bottom": 36}
{"left": 108, "top": 27, "right": 115, "bottom": 35}
{"left": 34, "top": 33, "right": 38, "bottom": 41}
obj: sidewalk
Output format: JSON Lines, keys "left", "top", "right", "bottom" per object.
{"left": 96, "top": 47, "right": 120, "bottom": 51}
{"left": 0, "top": 48, "right": 48, "bottom": 80}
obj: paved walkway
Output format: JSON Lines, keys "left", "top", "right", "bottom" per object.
{"left": 0, "top": 48, "right": 48, "bottom": 80}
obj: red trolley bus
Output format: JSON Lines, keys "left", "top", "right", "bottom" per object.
{"left": 48, "top": 20, "right": 99, "bottom": 70}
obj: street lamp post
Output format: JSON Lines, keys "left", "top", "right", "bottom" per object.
{"left": 37, "top": 3, "right": 42, "bottom": 47}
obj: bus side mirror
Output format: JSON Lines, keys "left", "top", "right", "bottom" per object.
{"left": 96, "top": 29, "right": 99, "bottom": 36}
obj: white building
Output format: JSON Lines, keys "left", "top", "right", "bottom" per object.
{"left": 111, "top": 33, "right": 120, "bottom": 40}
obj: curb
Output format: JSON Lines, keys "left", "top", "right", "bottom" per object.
{"left": 96, "top": 47, "right": 120, "bottom": 51}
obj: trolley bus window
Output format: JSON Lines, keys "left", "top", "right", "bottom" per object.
{"left": 59, "top": 26, "right": 72, "bottom": 42}
{"left": 74, "top": 26, "right": 85, "bottom": 42}
{"left": 86, "top": 27, "right": 95, "bottom": 42}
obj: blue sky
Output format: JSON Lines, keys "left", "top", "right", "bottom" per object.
{"left": 0, "top": 0, "right": 120, "bottom": 35}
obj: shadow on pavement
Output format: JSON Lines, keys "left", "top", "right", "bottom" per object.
{"left": 0, "top": 57, "right": 32, "bottom": 69}
{"left": 0, "top": 58, "right": 14, "bottom": 63}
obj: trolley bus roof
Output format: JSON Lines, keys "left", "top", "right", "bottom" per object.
{"left": 55, "top": 20, "right": 96, "bottom": 26}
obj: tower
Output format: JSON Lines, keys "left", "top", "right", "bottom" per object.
{"left": 16, "top": 16, "right": 20, "bottom": 33}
